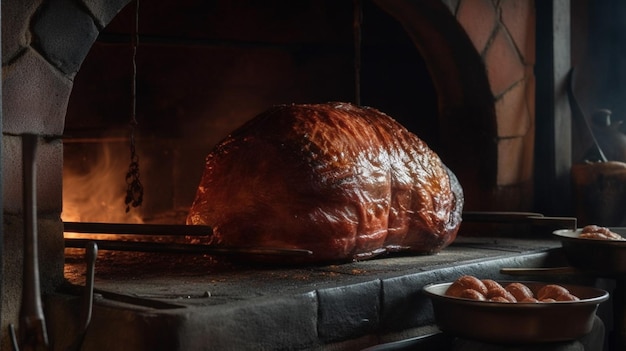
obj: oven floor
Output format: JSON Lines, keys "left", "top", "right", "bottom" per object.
{"left": 47, "top": 236, "right": 595, "bottom": 351}
{"left": 61, "top": 236, "right": 567, "bottom": 305}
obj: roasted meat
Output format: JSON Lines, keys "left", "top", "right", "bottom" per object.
{"left": 187, "top": 102, "right": 463, "bottom": 263}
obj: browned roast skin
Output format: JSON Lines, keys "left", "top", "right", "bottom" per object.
{"left": 186, "top": 102, "right": 463, "bottom": 263}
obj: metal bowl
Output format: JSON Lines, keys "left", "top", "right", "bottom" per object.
{"left": 423, "top": 281, "right": 609, "bottom": 344}
{"left": 553, "top": 228, "right": 626, "bottom": 276}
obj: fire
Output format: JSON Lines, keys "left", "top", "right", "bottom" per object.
{"left": 62, "top": 139, "right": 144, "bottom": 239}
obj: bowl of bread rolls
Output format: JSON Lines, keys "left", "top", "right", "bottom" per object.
{"left": 423, "top": 275, "right": 609, "bottom": 343}
{"left": 553, "top": 225, "right": 626, "bottom": 276}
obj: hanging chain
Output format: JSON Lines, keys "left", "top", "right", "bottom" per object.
{"left": 125, "top": 0, "right": 144, "bottom": 213}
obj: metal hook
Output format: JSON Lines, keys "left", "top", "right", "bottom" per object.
{"left": 12, "top": 134, "right": 50, "bottom": 351}
{"left": 9, "top": 324, "right": 20, "bottom": 351}
{"left": 80, "top": 241, "right": 97, "bottom": 332}
{"left": 66, "top": 241, "right": 98, "bottom": 351}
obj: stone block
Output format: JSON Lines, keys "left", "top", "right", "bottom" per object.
{"left": 82, "top": 0, "right": 131, "bottom": 29}
{"left": 178, "top": 293, "right": 319, "bottom": 350}
{"left": 2, "top": 135, "right": 22, "bottom": 213}
{"left": 1, "top": 0, "right": 41, "bottom": 62}
{"left": 71, "top": 292, "right": 320, "bottom": 351}
{"left": 380, "top": 274, "right": 435, "bottom": 331}
{"left": 32, "top": 0, "right": 99, "bottom": 76}
{"left": 1, "top": 214, "right": 24, "bottom": 351}
{"left": 37, "top": 138, "right": 63, "bottom": 214}
{"left": 49, "top": 292, "right": 321, "bottom": 351}
{"left": 2, "top": 213, "right": 64, "bottom": 351}
{"left": 3, "top": 48, "right": 72, "bottom": 135}
{"left": 37, "top": 214, "right": 65, "bottom": 292}
{"left": 317, "top": 280, "right": 381, "bottom": 342}
{"left": 2, "top": 135, "right": 63, "bottom": 214}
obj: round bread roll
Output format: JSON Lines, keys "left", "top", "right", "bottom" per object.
{"left": 505, "top": 282, "right": 534, "bottom": 301}
{"left": 537, "top": 284, "right": 571, "bottom": 300}
{"left": 444, "top": 276, "right": 580, "bottom": 303}
{"left": 489, "top": 296, "right": 513, "bottom": 303}
{"left": 485, "top": 284, "right": 516, "bottom": 302}
{"left": 458, "top": 289, "right": 486, "bottom": 301}
{"left": 445, "top": 275, "right": 488, "bottom": 297}
{"left": 555, "top": 293, "right": 580, "bottom": 301}
{"left": 481, "top": 279, "right": 503, "bottom": 291}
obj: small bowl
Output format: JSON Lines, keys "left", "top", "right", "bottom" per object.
{"left": 423, "top": 281, "right": 609, "bottom": 344}
{"left": 553, "top": 228, "right": 626, "bottom": 276}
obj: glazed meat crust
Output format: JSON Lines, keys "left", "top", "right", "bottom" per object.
{"left": 187, "top": 102, "right": 464, "bottom": 263}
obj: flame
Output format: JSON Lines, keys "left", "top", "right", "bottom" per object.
{"left": 62, "top": 140, "right": 144, "bottom": 239}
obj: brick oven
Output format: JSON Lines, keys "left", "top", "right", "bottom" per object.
{"left": 2, "top": 0, "right": 618, "bottom": 350}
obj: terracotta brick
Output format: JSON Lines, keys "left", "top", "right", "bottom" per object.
{"left": 525, "top": 66, "right": 536, "bottom": 124}
{"left": 495, "top": 80, "right": 530, "bottom": 137}
{"left": 497, "top": 137, "right": 527, "bottom": 185}
{"left": 456, "top": 0, "right": 498, "bottom": 54}
{"left": 484, "top": 26, "right": 525, "bottom": 96}
{"left": 522, "top": 69, "right": 536, "bottom": 182}
{"left": 521, "top": 125, "right": 535, "bottom": 181}
{"left": 501, "top": 0, "right": 536, "bottom": 65}
{"left": 3, "top": 48, "right": 73, "bottom": 135}
{"left": 496, "top": 131, "right": 534, "bottom": 186}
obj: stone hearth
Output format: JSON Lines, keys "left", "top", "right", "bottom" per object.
{"left": 44, "top": 236, "right": 613, "bottom": 350}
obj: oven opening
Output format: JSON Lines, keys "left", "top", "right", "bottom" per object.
{"left": 61, "top": 1, "right": 439, "bottom": 245}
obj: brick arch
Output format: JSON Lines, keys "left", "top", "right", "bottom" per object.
{"left": 374, "top": 0, "right": 498, "bottom": 210}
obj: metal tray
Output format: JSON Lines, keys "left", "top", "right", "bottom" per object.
{"left": 553, "top": 228, "right": 626, "bottom": 276}
{"left": 423, "top": 281, "right": 608, "bottom": 344}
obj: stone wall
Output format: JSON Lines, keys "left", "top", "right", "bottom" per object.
{"left": 2, "top": 0, "right": 132, "bottom": 348}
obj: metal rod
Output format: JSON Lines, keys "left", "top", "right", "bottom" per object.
{"left": 65, "top": 242, "right": 98, "bottom": 351}
{"left": 62, "top": 137, "right": 131, "bottom": 144}
{"left": 80, "top": 242, "right": 97, "bottom": 332}
{"left": 64, "top": 238, "right": 313, "bottom": 257}
{"left": 499, "top": 266, "right": 582, "bottom": 276}
{"left": 63, "top": 222, "right": 212, "bottom": 236}
{"left": 19, "top": 134, "right": 49, "bottom": 350}
{"left": 0, "top": 0, "right": 4, "bottom": 342}
{"left": 462, "top": 211, "right": 577, "bottom": 229}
